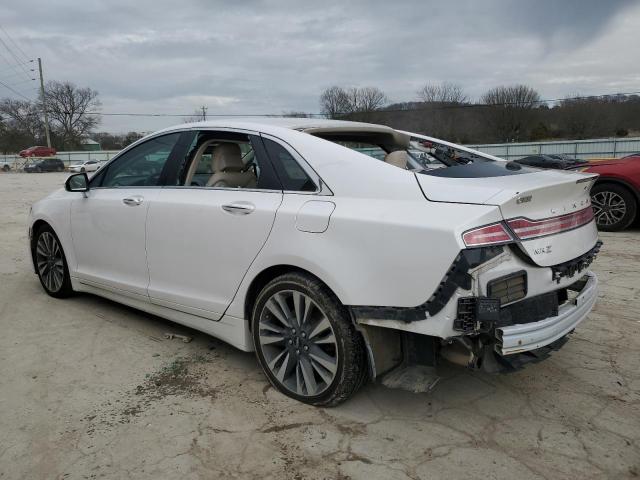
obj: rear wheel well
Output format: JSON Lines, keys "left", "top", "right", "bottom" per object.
{"left": 245, "top": 265, "right": 326, "bottom": 324}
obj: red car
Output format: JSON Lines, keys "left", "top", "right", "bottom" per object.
{"left": 19, "top": 146, "right": 57, "bottom": 158}
{"left": 571, "top": 155, "right": 640, "bottom": 231}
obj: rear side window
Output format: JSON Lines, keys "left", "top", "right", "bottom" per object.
{"left": 262, "top": 138, "right": 316, "bottom": 192}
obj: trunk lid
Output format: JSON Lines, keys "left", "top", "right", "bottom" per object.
{"left": 416, "top": 164, "right": 599, "bottom": 266}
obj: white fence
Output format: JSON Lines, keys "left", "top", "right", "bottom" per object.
{"left": 0, "top": 150, "right": 121, "bottom": 169}
{"left": 467, "top": 137, "right": 640, "bottom": 161}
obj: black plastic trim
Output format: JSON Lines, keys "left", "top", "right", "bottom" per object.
{"left": 550, "top": 240, "right": 602, "bottom": 283}
{"left": 350, "top": 246, "right": 504, "bottom": 323}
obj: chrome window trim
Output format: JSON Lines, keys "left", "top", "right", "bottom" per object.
{"left": 161, "top": 185, "right": 283, "bottom": 194}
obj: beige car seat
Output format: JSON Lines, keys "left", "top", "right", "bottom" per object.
{"left": 384, "top": 150, "right": 409, "bottom": 169}
{"left": 206, "top": 143, "right": 257, "bottom": 188}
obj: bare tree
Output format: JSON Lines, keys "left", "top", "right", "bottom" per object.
{"left": 0, "top": 99, "right": 42, "bottom": 138}
{"left": 350, "top": 86, "right": 388, "bottom": 112}
{"left": 320, "top": 86, "right": 351, "bottom": 118}
{"left": 417, "top": 82, "right": 468, "bottom": 104}
{"left": 480, "top": 85, "right": 541, "bottom": 141}
{"left": 320, "top": 86, "right": 388, "bottom": 119}
{"left": 42, "top": 81, "right": 100, "bottom": 149}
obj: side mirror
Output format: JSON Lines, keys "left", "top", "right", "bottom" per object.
{"left": 65, "top": 172, "right": 89, "bottom": 192}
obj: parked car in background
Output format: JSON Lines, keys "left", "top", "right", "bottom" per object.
{"left": 1, "top": 160, "right": 12, "bottom": 172}
{"left": 568, "top": 155, "right": 640, "bottom": 231}
{"left": 68, "top": 160, "right": 102, "bottom": 173}
{"left": 23, "top": 158, "right": 65, "bottom": 173}
{"left": 515, "top": 154, "right": 588, "bottom": 170}
{"left": 19, "top": 146, "right": 57, "bottom": 158}
{"left": 28, "top": 118, "right": 601, "bottom": 406}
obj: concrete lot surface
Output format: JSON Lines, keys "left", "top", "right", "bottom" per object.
{"left": 1, "top": 172, "right": 639, "bottom": 479}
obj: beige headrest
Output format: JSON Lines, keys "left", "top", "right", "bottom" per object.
{"left": 212, "top": 143, "right": 243, "bottom": 172}
{"left": 384, "top": 150, "right": 409, "bottom": 169}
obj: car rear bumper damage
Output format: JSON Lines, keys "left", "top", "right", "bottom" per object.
{"left": 352, "top": 242, "right": 601, "bottom": 377}
{"left": 496, "top": 271, "right": 597, "bottom": 355}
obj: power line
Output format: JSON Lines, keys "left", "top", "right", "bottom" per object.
{"left": 0, "top": 24, "right": 31, "bottom": 63}
{"left": 4, "top": 77, "right": 36, "bottom": 87}
{"left": 0, "top": 49, "right": 31, "bottom": 83}
{"left": 0, "top": 69, "right": 35, "bottom": 81}
{"left": 0, "top": 78, "right": 32, "bottom": 100}
{"left": 0, "top": 28, "right": 33, "bottom": 82}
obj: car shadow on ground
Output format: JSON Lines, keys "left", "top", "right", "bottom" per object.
{"left": 65, "top": 289, "right": 501, "bottom": 409}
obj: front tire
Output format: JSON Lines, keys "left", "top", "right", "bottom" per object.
{"left": 591, "top": 183, "right": 637, "bottom": 231}
{"left": 33, "top": 225, "right": 74, "bottom": 298}
{"left": 252, "top": 272, "right": 367, "bottom": 406}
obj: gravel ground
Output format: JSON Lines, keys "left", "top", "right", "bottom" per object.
{"left": 1, "top": 172, "right": 639, "bottom": 480}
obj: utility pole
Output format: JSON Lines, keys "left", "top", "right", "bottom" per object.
{"left": 37, "top": 58, "right": 52, "bottom": 148}
{"left": 200, "top": 105, "right": 207, "bottom": 121}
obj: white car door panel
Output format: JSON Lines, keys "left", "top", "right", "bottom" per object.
{"left": 69, "top": 131, "right": 184, "bottom": 298}
{"left": 146, "top": 188, "right": 283, "bottom": 318}
{"left": 71, "top": 188, "right": 158, "bottom": 297}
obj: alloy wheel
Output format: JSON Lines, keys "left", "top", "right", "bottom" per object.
{"left": 592, "top": 191, "right": 626, "bottom": 227}
{"left": 36, "top": 231, "right": 65, "bottom": 292}
{"left": 258, "top": 290, "right": 338, "bottom": 397}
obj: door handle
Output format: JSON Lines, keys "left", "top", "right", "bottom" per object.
{"left": 222, "top": 202, "right": 255, "bottom": 215}
{"left": 122, "top": 196, "right": 144, "bottom": 206}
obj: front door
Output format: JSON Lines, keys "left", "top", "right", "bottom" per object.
{"left": 145, "top": 130, "right": 283, "bottom": 319}
{"left": 70, "top": 132, "right": 184, "bottom": 297}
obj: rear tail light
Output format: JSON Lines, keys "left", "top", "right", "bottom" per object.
{"left": 462, "top": 222, "right": 514, "bottom": 247}
{"left": 506, "top": 206, "right": 594, "bottom": 240}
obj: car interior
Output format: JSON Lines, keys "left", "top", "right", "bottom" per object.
{"left": 303, "top": 127, "right": 481, "bottom": 171}
{"left": 183, "top": 139, "right": 257, "bottom": 188}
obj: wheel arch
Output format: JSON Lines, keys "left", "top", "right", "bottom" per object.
{"left": 593, "top": 176, "right": 640, "bottom": 202}
{"left": 243, "top": 264, "right": 340, "bottom": 326}
{"left": 242, "top": 263, "right": 376, "bottom": 385}
{"left": 30, "top": 219, "right": 53, "bottom": 272}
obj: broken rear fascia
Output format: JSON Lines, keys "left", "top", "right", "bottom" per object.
{"left": 350, "top": 245, "right": 504, "bottom": 323}
{"left": 350, "top": 241, "right": 602, "bottom": 352}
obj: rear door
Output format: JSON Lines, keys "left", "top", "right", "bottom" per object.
{"left": 145, "top": 130, "right": 283, "bottom": 319}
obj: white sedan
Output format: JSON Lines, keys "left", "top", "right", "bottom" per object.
{"left": 68, "top": 160, "right": 102, "bottom": 173}
{"left": 28, "top": 118, "right": 601, "bottom": 405}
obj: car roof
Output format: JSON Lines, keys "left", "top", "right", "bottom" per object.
{"left": 157, "top": 117, "right": 399, "bottom": 137}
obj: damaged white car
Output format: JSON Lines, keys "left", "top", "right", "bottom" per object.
{"left": 28, "top": 118, "right": 601, "bottom": 405}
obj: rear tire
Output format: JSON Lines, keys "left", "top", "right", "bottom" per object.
{"left": 251, "top": 272, "right": 367, "bottom": 406}
{"left": 33, "top": 225, "right": 74, "bottom": 298}
{"left": 591, "top": 183, "right": 637, "bottom": 232}
{"left": 2, "top": 164, "right": 9, "bottom": 172}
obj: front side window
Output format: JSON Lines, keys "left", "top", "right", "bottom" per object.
{"left": 178, "top": 131, "right": 281, "bottom": 190}
{"left": 100, "top": 133, "right": 181, "bottom": 187}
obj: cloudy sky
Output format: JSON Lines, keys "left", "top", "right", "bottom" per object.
{"left": 1, "top": 0, "right": 638, "bottom": 133}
